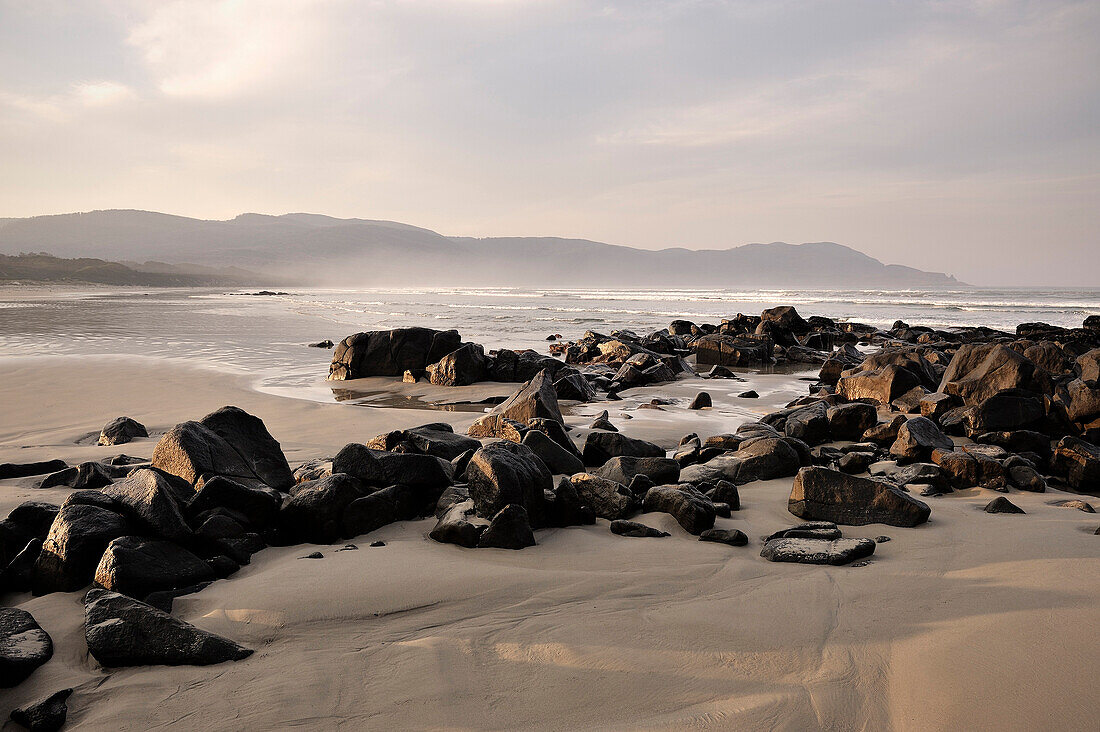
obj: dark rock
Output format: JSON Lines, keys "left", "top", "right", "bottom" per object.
{"left": 705, "top": 480, "right": 740, "bottom": 510}
{"left": 1050, "top": 437, "right": 1100, "bottom": 494}
{"left": 789, "top": 466, "right": 931, "bottom": 527}
{"left": 699, "top": 528, "right": 748, "bottom": 546}
{"left": 0, "top": 460, "right": 68, "bottom": 480}
{"left": 919, "top": 392, "right": 959, "bottom": 422}
{"left": 279, "top": 473, "right": 362, "bottom": 544}
{"left": 429, "top": 501, "right": 485, "bottom": 548}
{"left": 10, "top": 687, "right": 72, "bottom": 732}
{"left": 688, "top": 392, "right": 712, "bottom": 410}
{"left": 967, "top": 389, "right": 1045, "bottom": 433}
{"left": 332, "top": 444, "right": 453, "bottom": 501}
{"left": 609, "top": 520, "right": 669, "bottom": 538}
{"left": 308, "top": 339, "right": 334, "bottom": 348}
{"left": 570, "top": 473, "right": 633, "bottom": 520}
{"left": 521, "top": 430, "right": 584, "bottom": 475}
{"left": 760, "top": 537, "right": 876, "bottom": 565}
{"left": 94, "top": 536, "right": 214, "bottom": 600}
{"left": 784, "top": 402, "right": 830, "bottom": 445}
{"left": 543, "top": 478, "right": 597, "bottom": 528}
{"left": 827, "top": 403, "right": 879, "bottom": 441}
{"left": 581, "top": 431, "right": 664, "bottom": 467}
{"left": 101, "top": 468, "right": 192, "bottom": 542}
{"left": 591, "top": 456, "right": 680, "bottom": 487}
{"left": 837, "top": 451, "right": 874, "bottom": 474}
{"left": 477, "top": 504, "right": 536, "bottom": 549}
{"left": 328, "top": 327, "right": 463, "bottom": 380}
{"left": 187, "top": 476, "right": 282, "bottom": 530}
{"left": 554, "top": 373, "right": 597, "bottom": 402}
{"left": 589, "top": 411, "right": 617, "bottom": 432}
{"left": 738, "top": 390, "right": 759, "bottom": 399}
{"left": 890, "top": 417, "right": 953, "bottom": 463}
{"left": 84, "top": 588, "right": 253, "bottom": 667}
{"left": 99, "top": 416, "right": 148, "bottom": 446}
{"left": 0, "top": 539, "right": 41, "bottom": 593}
{"left": 39, "top": 461, "right": 115, "bottom": 491}
{"left": 0, "top": 608, "right": 53, "bottom": 687}
{"left": 466, "top": 442, "right": 550, "bottom": 526}
{"left": 642, "top": 484, "right": 715, "bottom": 535}
{"left": 341, "top": 484, "right": 419, "bottom": 538}
{"left": 940, "top": 344, "right": 1049, "bottom": 406}
{"left": 369, "top": 541, "right": 385, "bottom": 547}
{"left": 152, "top": 419, "right": 279, "bottom": 491}
{"left": 837, "top": 364, "right": 922, "bottom": 405}
{"left": 984, "top": 496, "right": 1025, "bottom": 514}
{"left": 1055, "top": 500, "right": 1095, "bottom": 513}
{"left": 765, "top": 521, "right": 842, "bottom": 541}
{"left": 427, "top": 343, "right": 489, "bottom": 386}
{"left": 862, "top": 415, "right": 907, "bottom": 446}
{"left": 933, "top": 450, "right": 980, "bottom": 489}
{"left": 301, "top": 552, "right": 324, "bottom": 559}
{"left": 196, "top": 406, "right": 294, "bottom": 490}
{"left": 467, "top": 370, "right": 563, "bottom": 438}
{"left": 32, "top": 500, "right": 130, "bottom": 595}
{"left": 1008, "top": 465, "right": 1046, "bottom": 492}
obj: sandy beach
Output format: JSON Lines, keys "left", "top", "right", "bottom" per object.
{"left": 2, "top": 356, "right": 1097, "bottom": 730}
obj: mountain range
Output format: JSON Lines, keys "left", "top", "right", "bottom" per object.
{"left": 0, "top": 210, "right": 962, "bottom": 288}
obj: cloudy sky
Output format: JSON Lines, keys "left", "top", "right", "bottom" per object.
{"left": 1, "top": 0, "right": 1097, "bottom": 285}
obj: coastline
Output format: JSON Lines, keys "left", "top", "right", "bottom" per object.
{"left": 1, "top": 355, "right": 1098, "bottom": 729}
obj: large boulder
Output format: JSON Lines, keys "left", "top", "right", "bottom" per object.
{"left": 196, "top": 406, "right": 294, "bottom": 490}
{"left": 761, "top": 305, "right": 809, "bottom": 333}
{"left": 279, "top": 473, "right": 362, "bottom": 544}
{"left": 966, "top": 388, "right": 1046, "bottom": 433}
{"left": 1063, "top": 379, "right": 1100, "bottom": 423}
{"left": 33, "top": 498, "right": 131, "bottom": 595}
{"left": 939, "top": 344, "right": 1049, "bottom": 406}
{"left": 591, "top": 456, "right": 680, "bottom": 486}
{"left": 783, "top": 403, "right": 829, "bottom": 445}
{"left": 332, "top": 444, "right": 453, "bottom": 502}
{"left": 581, "top": 432, "right": 664, "bottom": 467}
{"left": 837, "top": 365, "right": 922, "bottom": 405}
{"left": 788, "top": 466, "right": 931, "bottom": 527}
{"left": 94, "top": 537, "right": 214, "bottom": 600}
{"left": 427, "top": 343, "right": 489, "bottom": 386}
{"left": 467, "top": 370, "right": 563, "bottom": 438}
{"left": 694, "top": 333, "right": 773, "bottom": 367}
{"left": 1076, "top": 348, "right": 1100, "bottom": 383}
{"left": 569, "top": 473, "right": 633, "bottom": 520}
{"left": 827, "top": 403, "right": 879, "bottom": 441}
{"left": 99, "top": 416, "right": 148, "bottom": 446}
{"left": 0, "top": 608, "right": 53, "bottom": 687}
{"left": 370, "top": 424, "right": 481, "bottom": 461}
{"left": 465, "top": 442, "right": 550, "bottom": 527}
{"left": 152, "top": 417, "right": 289, "bottom": 492}
{"left": 101, "top": 469, "right": 192, "bottom": 543}
{"left": 641, "top": 484, "right": 715, "bottom": 534}
{"left": 84, "top": 588, "right": 253, "bottom": 667}
{"left": 520, "top": 430, "right": 584, "bottom": 476}
{"left": 889, "top": 417, "right": 953, "bottom": 463}
{"left": 341, "top": 484, "right": 420, "bottom": 538}
{"left": 1050, "top": 437, "right": 1100, "bottom": 494}
{"left": 328, "top": 328, "right": 463, "bottom": 380}
{"left": 186, "top": 477, "right": 282, "bottom": 530}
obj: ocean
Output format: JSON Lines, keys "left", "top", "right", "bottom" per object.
{"left": 1, "top": 285, "right": 1098, "bottom": 401}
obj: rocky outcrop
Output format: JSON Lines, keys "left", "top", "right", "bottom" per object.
{"left": 328, "top": 328, "right": 463, "bottom": 380}
{"left": 102, "top": 468, "right": 192, "bottom": 543}
{"left": 939, "top": 344, "right": 1049, "bottom": 406}
{"left": 788, "top": 467, "right": 931, "bottom": 527}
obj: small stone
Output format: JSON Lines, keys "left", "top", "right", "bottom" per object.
{"left": 10, "top": 688, "right": 72, "bottom": 732}
{"left": 984, "top": 497, "right": 1025, "bottom": 514}
{"left": 699, "top": 528, "right": 748, "bottom": 546}
{"left": 609, "top": 520, "right": 669, "bottom": 538}
{"left": 873, "top": 535, "right": 891, "bottom": 543}
{"left": 738, "top": 390, "right": 759, "bottom": 399}
{"left": 337, "top": 544, "right": 360, "bottom": 551}
{"left": 369, "top": 541, "right": 385, "bottom": 547}
{"left": 300, "top": 551, "right": 324, "bottom": 559}
{"left": 688, "top": 392, "right": 712, "bottom": 410}
{"left": 1055, "top": 500, "right": 1094, "bottom": 513}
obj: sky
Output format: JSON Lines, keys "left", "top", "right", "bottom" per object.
{"left": 0, "top": 0, "right": 1098, "bottom": 286}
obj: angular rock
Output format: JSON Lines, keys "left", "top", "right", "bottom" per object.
{"left": 788, "top": 466, "right": 931, "bottom": 527}
{"left": 427, "top": 343, "right": 489, "bottom": 386}
{"left": 862, "top": 415, "right": 907, "bottom": 446}
{"left": 187, "top": 476, "right": 282, "bottom": 530}
{"left": 940, "top": 344, "right": 1049, "bottom": 406}
{"left": 341, "top": 484, "right": 419, "bottom": 538}
{"left": 543, "top": 478, "right": 597, "bottom": 528}
{"left": 0, "top": 608, "right": 53, "bottom": 688}
{"left": 84, "top": 588, "right": 253, "bottom": 667}
{"left": 784, "top": 403, "right": 829, "bottom": 446}
{"left": 32, "top": 501, "right": 130, "bottom": 595}
{"left": 467, "top": 369, "right": 563, "bottom": 438}
{"left": 466, "top": 442, "right": 550, "bottom": 527}
{"left": 521, "top": 429, "right": 584, "bottom": 476}
{"left": 837, "top": 364, "right": 922, "bottom": 405}
{"left": 967, "top": 389, "right": 1045, "bottom": 433}
{"left": 429, "top": 501, "right": 485, "bottom": 548}
{"left": 278, "top": 473, "right": 362, "bottom": 544}
{"left": 570, "top": 473, "right": 633, "bottom": 520}
{"left": 10, "top": 687, "right": 72, "bottom": 732}
{"left": 197, "top": 406, "right": 294, "bottom": 490}
{"left": 581, "top": 431, "right": 664, "bottom": 467}
{"left": 591, "top": 455, "right": 680, "bottom": 487}
{"left": 688, "top": 392, "right": 712, "bottom": 410}
{"left": 554, "top": 373, "right": 597, "bottom": 402}
{"left": 890, "top": 417, "right": 953, "bottom": 463}
{"left": 477, "top": 504, "right": 536, "bottom": 550}
{"left": 642, "top": 484, "right": 715, "bottom": 535}
{"left": 1050, "top": 437, "right": 1100, "bottom": 494}
{"left": 0, "top": 460, "right": 68, "bottom": 480}
{"left": 94, "top": 537, "right": 214, "bottom": 600}
{"left": 827, "top": 403, "right": 879, "bottom": 441}
{"left": 101, "top": 468, "right": 192, "bottom": 543}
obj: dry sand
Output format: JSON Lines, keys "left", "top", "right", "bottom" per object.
{"left": 1, "top": 357, "right": 1098, "bottom": 731}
